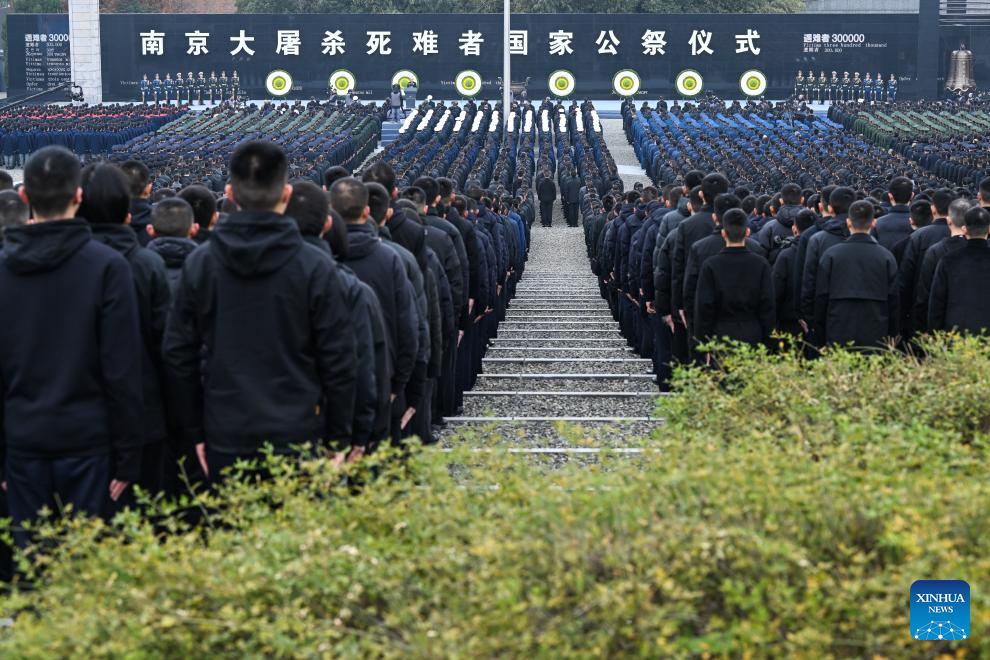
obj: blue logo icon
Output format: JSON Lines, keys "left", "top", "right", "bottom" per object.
{"left": 911, "top": 580, "right": 970, "bottom": 641}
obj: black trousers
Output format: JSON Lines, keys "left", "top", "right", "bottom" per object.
{"left": 5, "top": 453, "right": 112, "bottom": 548}
{"left": 566, "top": 202, "right": 579, "bottom": 226}
{"left": 539, "top": 200, "right": 554, "bottom": 226}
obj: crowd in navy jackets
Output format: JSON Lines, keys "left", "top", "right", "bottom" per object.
{"left": 0, "top": 130, "right": 531, "bottom": 561}
{"left": 584, "top": 100, "right": 990, "bottom": 391}
{"left": 0, "top": 104, "right": 186, "bottom": 168}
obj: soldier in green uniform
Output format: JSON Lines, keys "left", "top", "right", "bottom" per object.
{"left": 828, "top": 70, "right": 839, "bottom": 102}
{"left": 794, "top": 70, "right": 804, "bottom": 100}
{"left": 231, "top": 70, "right": 240, "bottom": 102}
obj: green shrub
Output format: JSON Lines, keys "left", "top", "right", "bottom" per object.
{"left": 0, "top": 336, "right": 986, "bottom": 657}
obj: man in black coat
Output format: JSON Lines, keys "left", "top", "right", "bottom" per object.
{"left": 164, "top": 141, "right": 358, "bottom": 482}
{"left": 81, "top": 163, "right": 172, "bottom": 498}
{"left": 536, "top": 168, "right": 557, "bottom": 227}
{"left": 334, "top": 178, "right": 420, "bottom": 444}
{"left": 929, "top": 206, "right": 990, "bottom": 335}
{"left": 1, "top": 147, "right": 143, "bottom": 547}
{"left": 871, "top": 176, "right": 913, "bottom": 251}
{"left": 800, "top": 186, "right": 856, "bottom": 326}
{"left": 120, "top": 159, "right": 154, "bottom": 247}
{"left": 814, "top": 200, "right": 899, "bottom": 349}
{"left": 772, "top": 209, "right": 817, "bottom": 337}
{"left": 895, "top": 195, "right": 951, "bottom": 340}
{"left": 756, "top": 183, "right": 804, "bottom": 265}
{"left": 147, "top": 197, "right": 199, "bottom": 296}
{"left": 563, "top": 166, "right": 580, "bottom": 227}
{"left": 694, "top": 208, "right": 775, "bottom": 351}
{"left": 913, "top": 198, "right": 973, "bottom": 333}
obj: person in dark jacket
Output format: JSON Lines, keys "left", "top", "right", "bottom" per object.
{"left": 563, "top": 166, "right": 580, "bottom": 227}
{"left": 871, "top": 176, "right": 913, "bottom": 251}
{"left": 896, "top": 191, "right": 953, "bottom": 341}
{"left": 120, "top": 159, "right": 154, "bottom": 247}
{"left": 756, "top": 184, "right": 804, "bottom": 265}
{"left": 147, "top": 197, "right": 199, "bottom": 296}
{"left": 0, "top": 190, "right": 29, "bottom": 246}
{"left": 332, "top": 177, "right": 419, "bottom": 444}
{"left": 694, "top": 208, "right": 775, "bottom": 352}
{"left": 913, "top": 198, "right": 974, "bottom": 333}
{"left": 287, "top": 180, "right": 388, "bottom": 454}
{"left": 772, "top": 209, "right": 817, "bottom": 337}
{"left": 536, "top": 168, "right": 557, "bottom": 227}
{"left": 800, "top": 186, "right": 856, "bottom": 325}
{"left": 177, "top": 184, "right": 219, "bottom": 245}
{"left": 80, "top": 163, "right": 171, "bottom": 498}
{"left": 1, "top": 146, "right": 143, "bottom": 547}
{"left": 814, "top": 200, "right": 899, "bottom": 349}
{"left": 672, "top": 174, "right": 730, "bottom": 326}
{"left": 163, "top": 141, "right": 358, "bottom": 483}
{"left": 928, "top": 206, "right": 990, "bottom": 335}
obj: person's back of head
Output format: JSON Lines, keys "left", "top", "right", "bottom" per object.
{"left": 713, "top": 193, "right": 741, "bottom": 222}
{"left": 22, "top": 146, "right": 81, "bottom": 221}
{"left": 684, "top": 170, "right": 705, "bottom": 190}
{"left": 0, "top": 190, "right": 29, "bottom": 235}
{"left": 177, "top": 184, "right": 218, "bottom": 229}
{"left": 362, "top": 161, "right": 397, "bottom": 197}
{"left": 932, "top": 188, "right": 955, "bottom": 217}
{"left": 120, "top": 159, "right": 151, "bottom": 200}
{"left": 829, "top": 186, "right": 856, "bottom": 216}
{"left": 688, "top": 185, "right": 704, "bottom": 210}
{"left": 701, "top": 173, "right": 730, "bottom": 205}
{"left": 330, "top": 177, "right": 369, "bottom": 224}
{"left": 151, "top": 197, "right": 195, "bottom": 238}
{"left": 412, "top": 176, "right": 439, "bottom": 206}
{"left": 721, "top": 208, "right": 749, "bottom": 244}
{"left": 326, "top": 209, "right": 349, "bottom": 259}
{"left": 78, "top": 163, "right": 130, "bottom": 225}
{"left": 963, "top": 206, "right": 990, "bottom": 239}
{"left": 847, "top": 199, "right": 875, "bottom": 233}
{"left": 888, "top": 176, "right": 914, "bottom": 205}
{"left": 0, "top": 170, "right": 14, "bottom": 192}
{"left": 366, "top": 182, "right": 391, "bottom": 226}
{"left": 795, "top": 209, "right": 817, "bottom": 234}
{"left": 820, "top": 185, "right": 838, "bottom": 214}
{"left": 286, "top": 180, "right": 329, "bottom": 237}
{"left": 323, "top": 165, "right": 350, "bottom": 191}
{"left": 909, "top": 199, "right": 934, "bottom": 229}
{"left": 978, "top": 176, "right": 990, "bottom": 205}
{"left": 436, "top": 177, "right": 455, "bottom": 201}
{"left": 401, "top": 186, "right": 427, "bottom": 211}
{"left": 948, "top": 198, "right": 974, "bottom": 229}
{"left": 227, "top": 140, "right": 289, "bottom": 212}
{"left": 780, "top": 183, "right": 802, "bottom": 206}
{"left": 624, "top": 190, "right": 640, "bottom": 205}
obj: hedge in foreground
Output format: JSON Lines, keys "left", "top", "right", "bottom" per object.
{"left": 0, "top": 336, "right": 987, "bottom": 657}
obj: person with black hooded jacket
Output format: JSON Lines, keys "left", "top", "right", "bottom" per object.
{"left": 147, "top": 197, "right": 199, "bottom": 296}
{"left": 1, "top": 146, "right": 143, "bottom": 546}
{"left": 163, "top": 141, "right": 358, "bottom": 481}
{"left": 120, "top": 159, "right": 154, "bottom": 247}
{"left": 81, "top": 163, "right": 172, "bottom": 497}
{"left": 871, "top": 176, "right": 914, "bottom": 251}
{"left": 671, "top": 174, "right": 730, "bottom": 326}
{"left": 800, "top": 186, "right": 856, "bottom": 325}
{"left": 756, "top": 184, "right": 804, "bottom": 265}
{"left": 287, "top": 180, "right": 389, "bottom": 454}
{"left": 333, "top": 178, "right": 419, "bottom": 444}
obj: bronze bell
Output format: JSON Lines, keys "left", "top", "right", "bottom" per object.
{"left": 946, "top": 42, "right": 976, "bottom": 93}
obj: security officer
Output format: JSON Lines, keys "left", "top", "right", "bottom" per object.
{"left": 140, "top": 74, "right": 150, "bottom": 103}
{"left": 209, "top": 71, "right": 219, "bottom": 103}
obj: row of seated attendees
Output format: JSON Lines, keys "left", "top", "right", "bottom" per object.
{"left": 0, "top": 107, "right": 532, "bottom": 558}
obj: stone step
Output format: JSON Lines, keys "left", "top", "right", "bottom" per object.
{"left": 486, "top": 347, "right": 634, "bottom": 359}
{"left": 462, "top": 392, "right": 658, "bottom": 417}
{"left": 439, "top": 417, "right": 662, "bottom": 448}
{"left": 490, "top": 338, "right": 629, "bottom": 348}
{"left": 474, "top": 375, "right": 657, "bottom": 392}
{"left": 482, "top": 358, "right": 652, "bottom": 375}
{"left": 496, "top": 331, "right": 629, "bottom": 340}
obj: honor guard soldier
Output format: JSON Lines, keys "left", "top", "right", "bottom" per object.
{"left": 186, "top": 72, "right": 194, "bottom": 105}
{"left": 841, "top": 71, "right": 851, "bottom": 101}
{"left": 829, "top": 71, "right": 839, "bottom": 102}
{"left": 196, "top": 71, "right": 206, "bottom": 105}
{"left": 175, "top": 72, "right": 185, "bottom": 105}
{"left": 852, "top": 72, "right": 862, "bottom": 101}
{"left": 875, "top": 73, "right": 882, "bottom": 102}
{"left": 794, "top": 70, "right": 804, "bottom": 100}
{"left": 209, "top": 71, "right": 218, "bottom": 104}
{"left": 887, "top": 74, "right": 897, "bottom": 102}
{"left": 140, "top": 74, "right": 150, "bottom": 103}
{"left": 219, "top": 71, "right": 229, "bottom": 102}
{"left": 163, "top": 72, "right": 174, "bottom": 104}
{"left": 863, "top": 73, "right": 873, "bottom": 102}
{"left": 152, "top": 73, "right": 162, "bottom": 103}
{"left": 817, "top": 71, "right": 827, "bottom": 104}
{"left": 807, "top": 70, "right": 816, "bottom": 103}
{"left": 231, "top": 70, "right": 240, "bottom": 101}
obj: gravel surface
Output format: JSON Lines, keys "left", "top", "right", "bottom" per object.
{"left": 483, "top": 359, "right": 651, "bottom": 375}
{"left": 439, "top": 419, "right": 663, "bottom": 448}
{"left": 485, "top": 347, "right": 633, "bottom": 359}
{"left": 490, "top": 338, "right": 628, "bottom": 348}
{"left": 473, "top": 376, "right": 655, "bottom": 393}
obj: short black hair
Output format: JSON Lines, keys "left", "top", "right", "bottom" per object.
{"left": 828, "top": 187, "right": 856, "bottom": 215}
{"left": 326, "top": 208, "right": 349, "bottom": 259}
{"left": 0, "top": 190, "right": 29, "bottom": 232}
{"left": 688, "top": 185, "right": 704, "bottom": 209}
{"left": 741, "top": 195, "right": 757, "bottom": 215}
{"left": 366, "top": 182, "right": 390, "bottom": 224}
{"left": 78, "top": 163, "right": 130, "bottom": 225}
{"left": 713, "top": 193, "right": 740, "bottom": 221}
{"left": 286, "top": 180, "right": 329, "bottom": 237}
{"left": 684, "top": 170, "right": 705, "bottom": 189}
{"left": 436, "top": 177, "right": 455, "bottom": 199}
{"left": 701, "top": 173, "right": 729, "bottom": 204}
{"left": 979, "top": 176, "right": 990, "bottom": 202}
{"left": 228, "top": 140, "right": 288, "bottom": 212}
{"left": 412, "top": 176, "right": 439, "bottom": 204}
{"left": 795, "top": 209, "right": 817, "bottom": 233}
{"left": 362, "top": 161, "right": 396, "bottom": 194}
{"left": 721, "top": 208, "right": 748, "bottom": 242}
{"left": 847, "top": 199, "right": 875, "bottom": 231}
{"left": 964, "top": 206, "right": 990, "bottom": 236}
{"left": 323, "top": 166, "right": 350, "bottom": 191}
{"left": 932, "top": 188, "right": 955, "bottom": 216}
{"left": 151, "top": 189, "right": 175, "bottom": 203}
{"left": 402, "top": 186, "right": 427, "bottom": 208}
{"left": 120, "top": 159, "right": 151, "bottom": 198}
{"left": 0, "top": 170, "right": 13, "bottom": 191}
{"left": 888, "top": 176, "right": 914, "bottom": 205}
{"left": 780, "top": 183, "right": 802, "bottom": 205}
{"left": 152, "top": 197, "right": 194, "bottom": 237}
{"left": 909, "top": 199, "right": 934, "bottom": 228}
{"left": 177, "top": 185, "right": 217, "bottom": 227}
{"left": 23, "top": 146, "right": 81, "bottom": 218}
{"left": 330, "top": 177, "right": 369, "bottom": 222}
